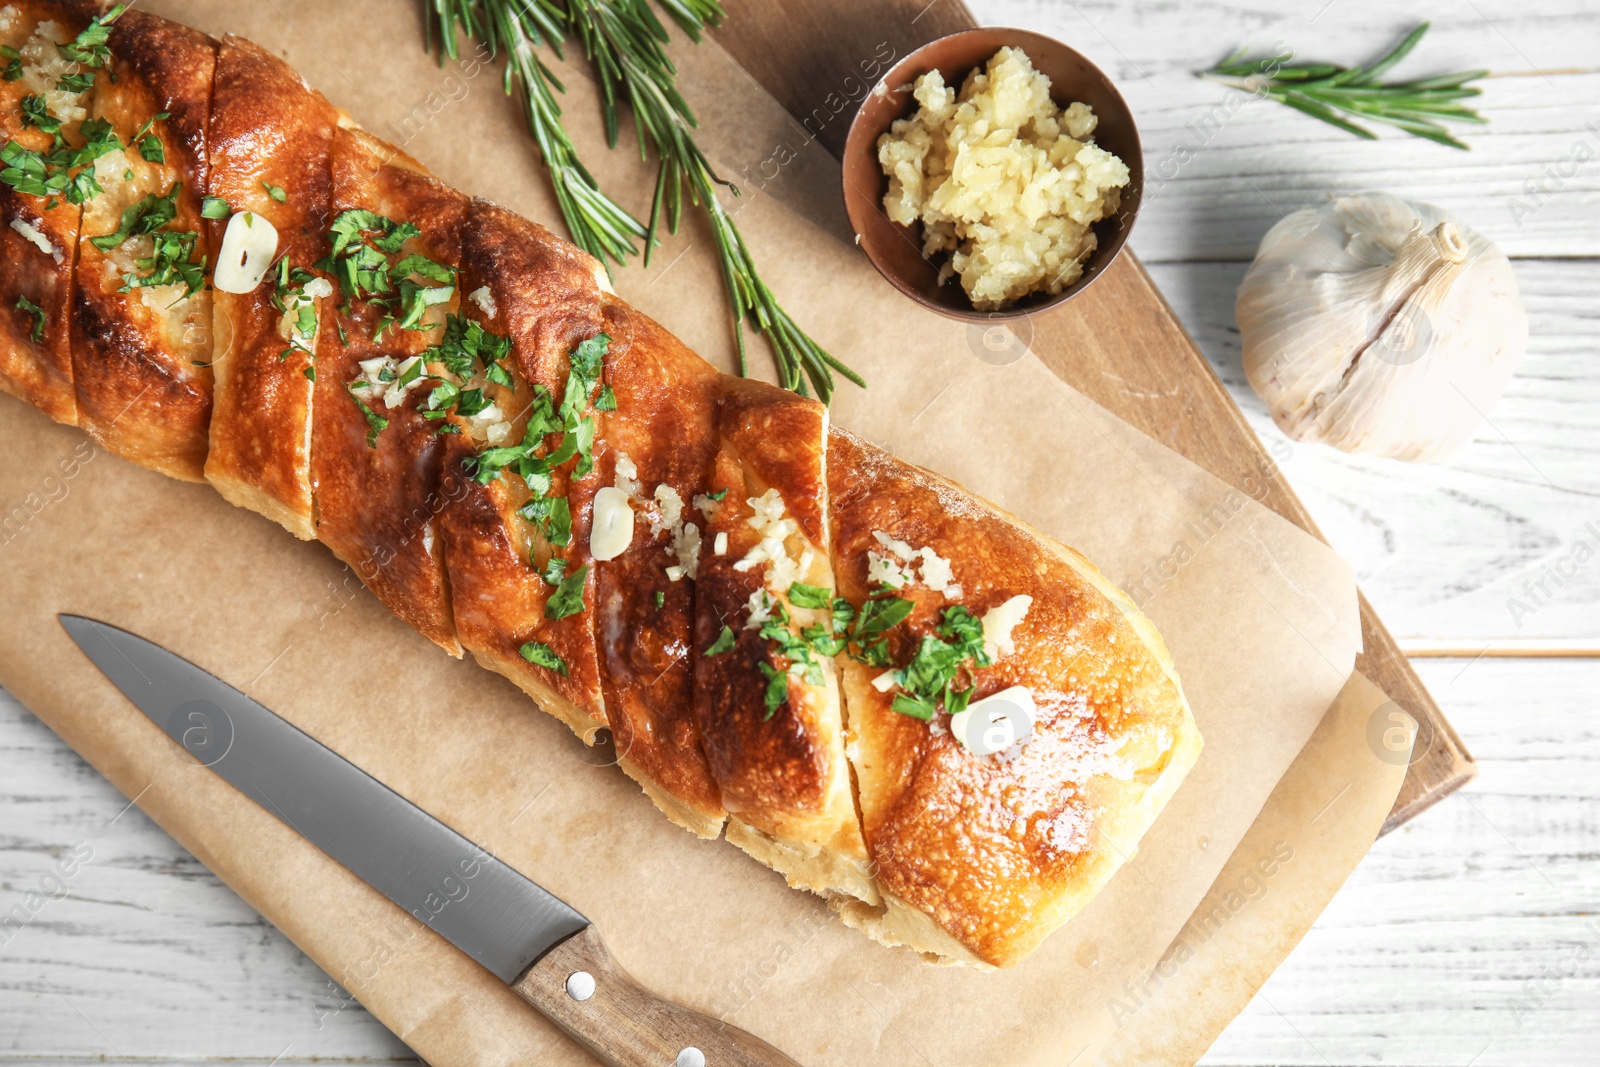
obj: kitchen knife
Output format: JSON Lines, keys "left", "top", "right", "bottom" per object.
{"left": 60, "top": 614, "right": 801, "bottom": 1067}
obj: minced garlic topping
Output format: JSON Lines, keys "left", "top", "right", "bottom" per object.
{"left": 745, "top": 588, "right": 774, "bottom": 630}
{"left": 867, "top": 548, "right": 914, "bottom": 589}
{"left": 878, "top": 46, "right": 1130, "bottom": 310}
{"left": 867, "top": 529, "right": 961, "bottom": 598}
{"left": 10, "top": 218, "right": 55, "bottom": 259}
{"left": 650, "top": 484, "right": 684, "bottom": 538}
{"left": 18, "top": 21, "right": 89, "bottom": 126}
{"left": 641, "top": 481, "right": 702, "bottom": 582}
{"left": 692, "top": 491, "right": 722, "bottom": 521}
{"left": 613, "top": 453, "right": 639, "bottom": 497}
{"left": 468, "top": 285, "right": 496, "bottom": 319}
{"left": 734, "top": 488, "right": 813, "bottom": 592}
{"left": 349, "top": 355, "right": 427, "bottom": 409}
{"left": 981, "top": 594, "right": 1033, "bottom": 660}
{"left": 671, "top": 520, "right": 702, "bottom": 580}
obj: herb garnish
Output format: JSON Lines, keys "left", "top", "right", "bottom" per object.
{"left": 0, "top": 116, "right": 122, "bottom": 204}
{"left": 756, "top": 662, "right": 787, "bottom": 720}
{"left": 57, "top": 5, "right": 126, "bottom": 69}
{"left": 703, "top": 625, "right": 735, "bottom": 656}
{"left": 86, "top": 183, "right": 206, "bottom": 297}
{"left": 20, "top": 96, "right": 61, "bottom": 139}
{"left": 316, "top": 210, "right": 455, "bottom": 333}
{"left": 121, "top": 228, "right": 205, "bottom": 297}
{"left": 519, "top": 639, "right": 569, "bottom": 675}
{"left": 262, "top": 181, "right": 287, "bottom": 203}
{"left": 786, "top": 582, "right": 832, "bottom": 610}
{"left": 736, "top": 581, "right": 912, "bottom": 722}
{"left": 446, "top": 332, "right": 611, "bottom": 620}
{"left": 421, "top": 312, "right": 513, "bottom": 383}
{"left": 200, "top": 196, "right": 232, "bottom": 219}
{"left": 14, "top": 295, "right": 46, "bottom": 343}
{"left": 466, "top": 333, "right": 608, "bottom": 491}
{"left": 349, "top": 387, "right": 389, "bottom": 448}
{"left": 843, "top": 594, "right": 913, "bottom": 668}
{"left": 0, "top": 46, "right": 22, "bottom": 82}
{"left": 270, "top": 257, "right": 322, "bottom": 362}
{"left": 756, "top": 604, "right": 824, "bottom": 687}
{"left": 57, "top": 71, "right": 95, "bottom": 94}
{"left": 132, "top": 112, "right": 168, "bottom": 163}
{"left": 556, "top": 332, "right": 608, "bottom": 478}
{"left": 518, "top": 494, "right": 573, "bottom": 547}
{"left": 884, "top": 605, "right": 990, "bottom": 721}
{"left": 545, "top": 563, "right": 588, "bottom": 620}
{"left": 89, "top": 185, "right": 179, "bottom": 251}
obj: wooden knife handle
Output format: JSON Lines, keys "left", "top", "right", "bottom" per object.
{"left": 512, "top": 925, "right": 803, "bottom": 1067}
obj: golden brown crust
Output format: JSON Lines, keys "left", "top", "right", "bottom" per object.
{"left": 0, "top": 3, "right": 95, "bottom": 425}
{"left": 436, "top": 196, "right": 609, "bottom": 726}
{"left": 71, "top": 10, "right": 217, "bottom": 481}
{"left": 203, "top": 35, "right": 339, "bottom": 539}
{"left": 591, "top": 298, "right": 726, "bottom": 836}
{"left": 717, "top": 376, "right": 830, "bottom": 546}
{"left": 692, "top": 379, "right": 872, "bottom": 898}
{"left": 827, "top": 427, "right": 1202, "bottom": 967}
{"left": 0, "top": 189, "right": 78, "bottom": 424}
{"left": 694, "top": 446, "right": 825, "bottom": 816}
{"left": 310, "top": 126, "right": 462, "bottom": 655}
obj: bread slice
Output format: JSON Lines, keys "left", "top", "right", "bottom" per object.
{"left": 435, "top": 196, "right": 611, "bottom": 738}
{"left": 587, "top": 297, "right": 727, "bottom": 838}
{"left": 71, "top": 10, "right": 216, "bottom": 481}
{"left": 309, "top": 126, "right": 463, "bottom": 655}
{"left": 693, "top": 380, "right": 876, "bottom": 904}
{"left": 203, "top": 35, "right": 339, "bottom": 540}
{"left": 0, "top": 2, "right": 102, "bottom": 426}
{"left": 825, "top": 428, "right": 1203, "bottom": 967}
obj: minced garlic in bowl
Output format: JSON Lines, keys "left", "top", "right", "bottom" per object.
{"left": 877, "top": 46, "right": 1131, "bottom": 311}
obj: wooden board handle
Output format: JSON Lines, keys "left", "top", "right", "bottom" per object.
{"left": 513, "top": 925, "right": 803, "bottom": 1067}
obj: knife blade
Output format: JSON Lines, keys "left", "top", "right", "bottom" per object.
{"left": 61, "top": 615, "right": 801, "bottom": 1067}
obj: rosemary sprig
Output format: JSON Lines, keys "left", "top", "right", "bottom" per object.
{"left": 425, "top": 0, "right": 862, "bottom": 400}
{"left": 1201, "top": 23, "right": 1487, "bottom": 150}
{"left": 426, "top": 0, "right": 646, "bottom": 265}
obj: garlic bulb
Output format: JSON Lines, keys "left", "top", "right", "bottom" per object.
{"left": 1237, "top": 192, "right": 1527, "bottom": 462}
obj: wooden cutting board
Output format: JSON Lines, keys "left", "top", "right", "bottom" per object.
{"left": 714, "top": 0, "right": 1473, "bottom": 831}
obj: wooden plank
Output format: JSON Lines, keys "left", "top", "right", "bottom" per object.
{"left": 713, "top": 0, "right": 1473, "bottom": 828}
{"left": 1207, "top": 656, "right": 1600, "bottom": 1066}
{"left": 1147, "top": 258, "right": 1600, "bottom": 650}
{"left": 1126, "top": 74, "right": 1600, "bottom": 264}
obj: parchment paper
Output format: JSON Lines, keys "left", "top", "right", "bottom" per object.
{"left": 1095, "top": 672, "right": 1412, "bottom": 1066}
{"left": 0, "top": 2, "right": 1395, "bottom": 1064}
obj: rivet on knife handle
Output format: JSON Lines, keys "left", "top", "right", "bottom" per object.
{"left": 514, "top": 925, "right": 802, "bottom": 1067}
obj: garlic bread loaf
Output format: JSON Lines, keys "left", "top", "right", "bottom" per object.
{"left": 0, "top": 0, "right": 1201, "bottom": 968}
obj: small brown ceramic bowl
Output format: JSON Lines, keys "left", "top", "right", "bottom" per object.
{"left": 841, "top": 27, "right": 1142, "bottom": 323}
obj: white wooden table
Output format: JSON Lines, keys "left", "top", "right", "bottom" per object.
{"left": 3, "top": 1, "right": 1596, "bottom": 1063}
